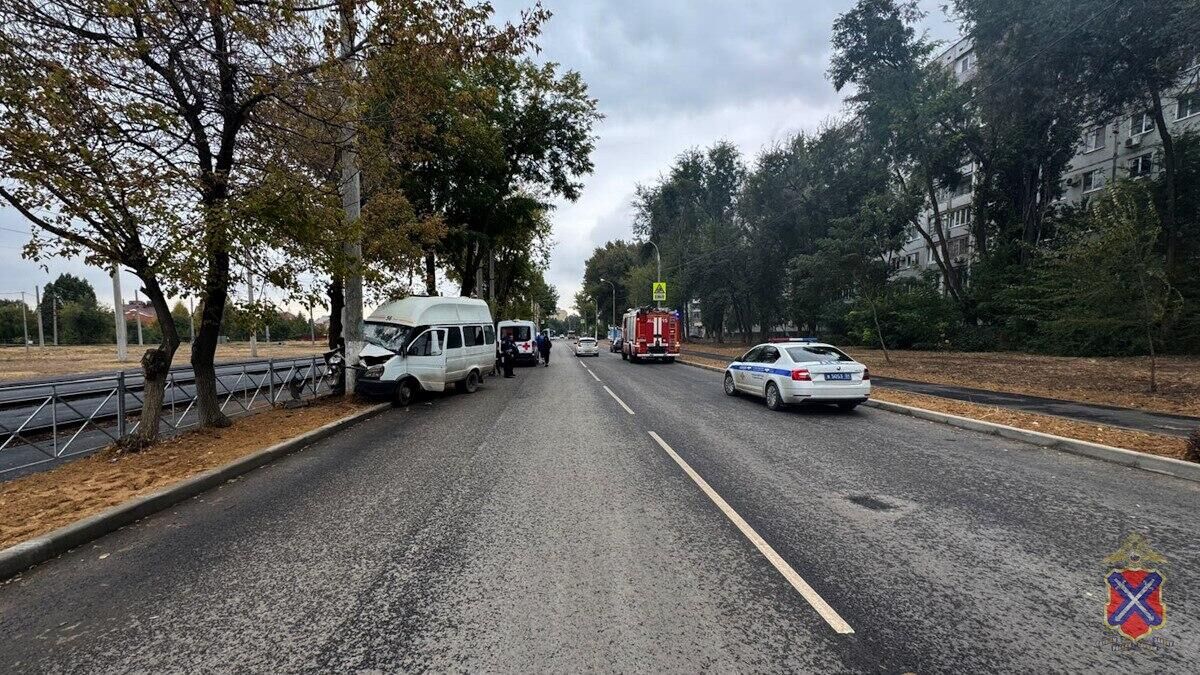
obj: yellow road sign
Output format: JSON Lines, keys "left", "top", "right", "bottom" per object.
{"left": 652, "top": 282, "right": 667, "bottom": 302}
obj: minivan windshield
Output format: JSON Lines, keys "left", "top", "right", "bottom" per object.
{"left": 786, "top": 346, "right": 853, "bottom": 363}
{"left": 363, "top": 322, "right": 411, "bottom": 352}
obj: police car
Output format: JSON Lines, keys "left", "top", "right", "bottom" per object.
{"left": 723, "top": 339, "right": 870, "bottom": 411}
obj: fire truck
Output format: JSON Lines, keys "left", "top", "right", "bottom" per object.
{"left": 621, "top": 307, "right": 681, "bottom": 363}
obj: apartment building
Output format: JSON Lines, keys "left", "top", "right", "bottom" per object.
{"left": 893, "top": 36, "right": 1200, "bottom": 283}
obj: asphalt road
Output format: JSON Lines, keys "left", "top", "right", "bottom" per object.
{"left": 1, "top": 347, "right": 1197, "bottom": 672}
{"left": 683, "top": 348, "right": 1200, "bottom": 437}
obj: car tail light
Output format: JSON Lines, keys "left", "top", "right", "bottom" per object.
{"left": 791, "top": 369, "right": 811, "bottom": 381}
{"left": 863, "top": 368, "right": 870, "bottom": 381}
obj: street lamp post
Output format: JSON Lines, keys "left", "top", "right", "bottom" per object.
{"left": 642, "top": 240, "right": 662, "bottom": 308}
{"left": 599, "top": 277, "right": 617, "bottom": 328}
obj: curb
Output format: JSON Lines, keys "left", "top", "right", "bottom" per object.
{"left": 675, "top": 357, "right": 1200, "bottom": 484}
{"left": 0, "top": 402, "right": 391, "bottom": 581}
{"left": 863, "top": 399, "right": 1200, "bottom": 484}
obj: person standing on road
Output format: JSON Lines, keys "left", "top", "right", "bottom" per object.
{"left": 500, "top": 334, "right": 517, "bottom": 378}
{"left": 537, "top": 330, "right": 552, "bottom": 366}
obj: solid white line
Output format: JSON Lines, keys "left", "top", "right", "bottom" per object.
{"left": 647, "top": 430, "right": 855, "bottom": 635}
{"left": 603, "top": 386, "right": 635, "bottom": 415}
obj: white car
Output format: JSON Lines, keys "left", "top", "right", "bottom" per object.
{"left": 723, "top": 340, "right": 870, "bottom": 411}
{"left": 575, "top": 337, "right": 600, "bottom": 357}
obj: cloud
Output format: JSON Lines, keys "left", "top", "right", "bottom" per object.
{"left": 489, "top": 0, "right": 962, "bottom": 312}
{"left": 0, "top": 1, "right": 963, "bottom": 319}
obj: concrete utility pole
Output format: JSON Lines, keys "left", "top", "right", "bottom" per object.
{"left": 20, "top": 292, "right": 29, "bottom": 353}
{"left": 133, "top": 288, "right": 144, "bottom": 346}
{"left": 339, "top": 4, "right": 364, "bottom": 394}
{"left": 188, "top": 296, "right": 195, "bottom": 343}
{"left": 50, "top": 287, "right": 58, "bottom": 346}
{"left": 112, "top": 267, "right": 127, "bottom": 361}
{"left": 309, "top": 304, "right": 315, "bottom": 344}
{"left": 34, "top": 286, "right": 44, "bottom": 349}
{"left": 247, "top": 268, "right": 257, "bottom": 358}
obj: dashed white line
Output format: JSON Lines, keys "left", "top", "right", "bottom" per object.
{"left": 647, "top": 430, "right": 855, "bottom": 635}
{"left": 603, "top": 386, "right": 636, "bottom": 415}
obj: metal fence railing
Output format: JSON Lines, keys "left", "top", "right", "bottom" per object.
{"left": 0, "top": 356, "right": 338, "bottom": 478}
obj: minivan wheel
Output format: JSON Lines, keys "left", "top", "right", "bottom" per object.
{"left": 723, "top": 372, "right": 738, "bottom": 396}
{"left": 765, "top": 382, "right": 785, "bottom": 411}
{"left": 394, "top": 379, "right": 417, "bottom": 407}
{"left": 463, "top": 370, "right": 480, "bottom": 394}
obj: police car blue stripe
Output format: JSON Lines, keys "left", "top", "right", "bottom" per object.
{"left": 730, "top": 364, "right": 792, "bottom": 376}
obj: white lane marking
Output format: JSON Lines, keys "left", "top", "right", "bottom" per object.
{"left": 587, "top": 369, "right": 601, "bottom": 382}
{"left": 647, "top": 430, "right": 855, "bottom": 635}
{"left": 603, "top": 386, "right": 635, "bottom": 415}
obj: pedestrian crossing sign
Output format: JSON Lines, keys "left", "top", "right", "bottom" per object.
{"left": 652, "top": 282, "right": 667, "bottom": 302}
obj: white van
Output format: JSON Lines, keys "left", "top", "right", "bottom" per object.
{"left": 497, "top": 319, "right": 539, "bottom": 365}
{"left": 355, "top": 296, "right": 496, "bottom": 406}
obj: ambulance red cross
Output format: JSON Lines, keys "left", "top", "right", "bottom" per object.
{"left": 723, "top": 339, "right": 870, "bottom": 411}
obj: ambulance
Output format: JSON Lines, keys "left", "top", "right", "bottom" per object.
{"left": 620, "top": 307, "right": 681, "bottom": 363}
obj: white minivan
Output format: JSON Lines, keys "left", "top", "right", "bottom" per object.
{"left": 355, "top": 296, "right": 496, "bottom": 406}
{"left": 497, "top": 319, "right": 539, "bottom": 365}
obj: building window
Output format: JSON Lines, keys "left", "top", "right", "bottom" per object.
{"left": 1082, "top": 169, "right": 1107, "bottom": 193}
{"left": 1082, "top": 126, "right": 1107, "bottom": 152}
{"left": 947, "top": 237, "right": 969, "bottom": 261}
{"left": 1177, "top": 93, "right": 1199, "bottom": 121}
{"left": 950, "top": 173, "right": 973, "bottom": 198}
{"left": 1132, "top": 112, "right": 1155, "bottom": 135}
{"left": 1129, "top": 153, "right": 1153, "bottom": 178}
{"left": 958, "top": 52, "right": 974, "bottom": 75}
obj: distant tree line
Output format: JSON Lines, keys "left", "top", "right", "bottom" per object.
{"left": 581, "top": 0, "right": 1199, "bottom": 383}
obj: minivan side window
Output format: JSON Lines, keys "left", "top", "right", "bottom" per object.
{"left": 484, "top": 325, "right": 496, "bottom": 345}
{"left": 407, "top": 330, "right": 443, "bottom": 356}
{"left": 464, "top": 325, "right": 484, "bottom": 347}
{"left": 445, "top": 327, "right": 463, "bottom": 349}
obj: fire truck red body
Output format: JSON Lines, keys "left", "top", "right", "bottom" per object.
{"left": 621, "top": 308, "right": 681, "bottom": 362}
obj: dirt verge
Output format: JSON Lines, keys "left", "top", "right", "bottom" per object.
{"left": 0, "top": 398, "right": 372, "bottom": 550}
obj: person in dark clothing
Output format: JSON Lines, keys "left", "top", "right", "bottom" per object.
{"left": 537, "top": 330, "right": 552, "bottom": 366}
{"left": 500, "top": 335, "right": 517, "bottom": 378}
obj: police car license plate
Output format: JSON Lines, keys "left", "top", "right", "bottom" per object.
{"left": 824, "top": 373, "right": 852, "bottom": 381}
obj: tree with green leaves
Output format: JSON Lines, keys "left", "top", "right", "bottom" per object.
{"left": 1027, "top": 181, "right": 1181, "bottom": 390}
{"left": 830, "top": 0, "right": 973, "bottom": 306}
{"left": 400, "top": 56, "right": 600, "bottom": 299}
{"left": 634, "top": 142, "right": 747, "bottom": 339}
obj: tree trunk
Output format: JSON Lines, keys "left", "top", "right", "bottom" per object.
{"left": 868, "top": 294, "right": 891, "bottom": 364}
{"left": 1150, "top": 89, "right": 1178, "bottom": 271}
{"left": 920, "top": 176, "right": 964, "bottom": 304}
{"left": 424, "top": 250, "right": 437, "bottom": 295}
{"left": 328, "top": 275, "right": 344, "bottom": 350}
{"left": 190, "top": 241, "right": 232, "bottom": 429}
{"left": 130, "top": 275, "right": 181, "bottom": 448}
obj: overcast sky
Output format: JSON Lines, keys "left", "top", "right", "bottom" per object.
{"left": 0, "top": 0, "right": 960, "bottom": 317}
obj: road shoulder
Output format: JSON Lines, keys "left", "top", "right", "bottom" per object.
{"left": 676, "top": 356, "right": 1198, "bottom": 482}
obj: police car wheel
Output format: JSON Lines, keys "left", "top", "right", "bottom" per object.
{"left": 765, "top": 383, "right": 785, "bottom": 411}
{"left": 723, "top": 372, "right": 738, "bottom": 396}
